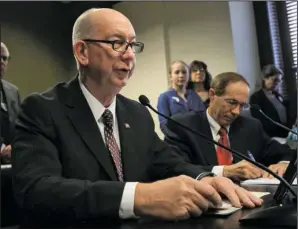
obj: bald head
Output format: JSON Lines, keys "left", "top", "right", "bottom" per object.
{"left": 72, "top": 8, "right": 133, "bottom": 46}
{"left": 1, "top": 42, "right": 10, "bottom": 77}
{"left": 1, "top": 42, "right": 9, "bottom": 57}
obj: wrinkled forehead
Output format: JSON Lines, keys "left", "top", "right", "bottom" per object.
{"left": 92, "top": 14, "right": 136, "bottom": 40}
{"left": 224, "top": 82, "right": 250, "bottom": 102}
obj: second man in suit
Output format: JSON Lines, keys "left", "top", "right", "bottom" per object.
{"left": 164, "top": 72, "right": 294, "bottom": 180}
{"left": 0, "top": 42, "right": 21, "bottom": 163}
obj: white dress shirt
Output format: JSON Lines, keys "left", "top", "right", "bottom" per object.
{"left": 206, "top": 109, "right": 288, "bottom": 176}
{"left": 206, "top": 109, "right": 231, "bottom": 177}
{"left": 79, "top": 77, "right": 137, "bottom": 219}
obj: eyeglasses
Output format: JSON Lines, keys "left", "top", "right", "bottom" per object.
{"left": 82, "top": 39, "right": 144, "bottom": 53}
{"left": 191, "top": 68, "right": 205, "bottom": 73}
{"left": 0, "top": 56, "right": 10, "bottom": 62}
{"left": 224, "top": 98, "right": 250, "bottom": 111}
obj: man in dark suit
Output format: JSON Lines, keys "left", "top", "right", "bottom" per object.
{"left": 0, "top": 42, "right": 21, "bottom": 163}
{"left": 12, "top": 8, "right": 262, "bottom": 227}
{"left": 164, "top": 72, "right": 294, "bottom": 180}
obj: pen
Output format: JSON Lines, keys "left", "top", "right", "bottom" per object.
{"left": 247, "top": 150, "right": 256, "bottom": 162}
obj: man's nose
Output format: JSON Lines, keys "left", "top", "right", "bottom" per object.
{"left": 231, "top": 105, "right": 241, "bottom": 115}
{"left": 122, "top": 46, "right": 135, "bottom": 60}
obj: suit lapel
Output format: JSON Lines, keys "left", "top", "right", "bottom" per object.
{"left": 2, "top": 82, "right": 15, "bottom": 134}
{"left": 63, "top": 77, "right": 118, "bottom": 180}
{"left": 116, "top": 98, "right": 137, "bottom": 181}
{"left": 198, "top": 112, "right": 218, "bottom": 165}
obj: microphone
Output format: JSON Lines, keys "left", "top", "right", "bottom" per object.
{"left": 248, "top": 104, "right": 297, "bottom": 201}
{"left": 250, "top": 104, "right": 297, "bottom": 136}
{"left": 138, "top": 95, "right": 296, "bottom": 197}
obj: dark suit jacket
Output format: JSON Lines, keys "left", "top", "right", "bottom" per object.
{"left": 250, "top": 89, "right": 292, "bottom": 138}
{"left": 164, "top": 111, "right": 294, "bottom": 172}
{"left": 288, "top": 88, "right": 297, "bottom": 126}
{"left": 12, "top": 77, "right": 205, "bottom": 227}
{"left": 1, "top": 79, "right": 21, "bottom": 144}
{"left": 157, "top": 89, "right": 206, "bottom": 134}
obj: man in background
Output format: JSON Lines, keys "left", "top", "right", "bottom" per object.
{"left": 164, "top": 72, "right": 294, "bottom": 180}
{"left": 0, "top": 42, "right": 21, "bottom": 163}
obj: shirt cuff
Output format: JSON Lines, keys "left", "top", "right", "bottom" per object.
{"left": 212, "top": 166, "right": 224, "bottom": 177}
{"left": 119, "top": 182, "right": 139, "bottom": 219}
{"left": 279, "top": 161, "right": 290, "bottom": 164}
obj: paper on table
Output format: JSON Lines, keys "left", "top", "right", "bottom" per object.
{"left": 241, "top": 177, "right": 297, "bottom": 185}
{"left": 272, "top": 137, "right": 287, "bottom": 144}
{"left": 205, "top": 191, "right": 270, "bottom": 216}
{"left": 250, "top": 191, "right": 270, "bottom": 198}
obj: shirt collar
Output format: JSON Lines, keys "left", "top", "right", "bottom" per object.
{"left": 206, "top": 108, "right": 230, "bottom": 135}
{"left": 78, "top": 76, "right": 117, "bottom": 123}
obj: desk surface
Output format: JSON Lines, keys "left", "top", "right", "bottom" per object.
{"left": 1, "top": 167, "right": 295, "bottom": 229}
{"left": 98, "top": 185, "right": 292, "bottom": 229}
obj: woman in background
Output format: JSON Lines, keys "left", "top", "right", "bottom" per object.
{"left": 250, "top": 64, "right": 293, "bottom": 138}
{"left": 187, "top": 60, "right": 212, "bottom": 107}
{"left": 157, "top": 60, "right": 205, "bottom": 134}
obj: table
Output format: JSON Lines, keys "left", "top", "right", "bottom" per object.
{"left": 1, "top": 166, "right": 296, "bottom": 229}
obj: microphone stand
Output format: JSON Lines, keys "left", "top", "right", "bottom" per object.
{"left": 140, "top": 98, "right": 296, "bottom": 196}
{"left": 240, "top": 151, "right": 297, "bottom": 228}
{"left": 250, "top": 104, "right": 297, "bottom": 135}
{"left": 139, "top": 95, "right": 297, "bottom": 228}
{"left": 241, "top": 106, "right": 297, "bottom": 227}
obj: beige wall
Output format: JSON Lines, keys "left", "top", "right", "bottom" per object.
{"left": 114, "top": 2, "right": 236, "bottom": 137}
{"left": 165, "top": 2, "right": 236, "bottom": 75}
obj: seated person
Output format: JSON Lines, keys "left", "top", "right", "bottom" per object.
{"left": 164, "top": 72, "right": 295, "bottom": 181}
{"left": 0, "top": 42, "right": 22, "bottom": 164}
{"left": 157, "top": 60, "right": 205, "bottom": 134}
{"left": 11, "top": 8, "right": 262, "bottom": 227}
{"left": 250, "top": 64, "right": 294, "bottom": 138}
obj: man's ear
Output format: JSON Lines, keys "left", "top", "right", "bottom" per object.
{"left": 209, "top": 88, "right": 215, "bottom": 97}
{"left": 73, "top": 41, "right": 89, "bottom": 67}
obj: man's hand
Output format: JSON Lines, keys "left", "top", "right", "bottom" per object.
{"left": 201, "top": 176, "right": 263, "bottom": 208}
{"left": 134, "top": 175, "right": 223, "bottom": 220}
{"left": 262, "top": 162, "right": 289, "bottom": 178}
{"left": 1, "top": 145, "right": 11, "bottom": 158}
{"left": 223, "top": 160, "right": 262, "bottom": 180}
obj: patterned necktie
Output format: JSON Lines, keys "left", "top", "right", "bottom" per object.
{"left": 101, "top": 109, "right": 124, "bottom": 181}
{"left": 216, "top": 127, "right": 233, "bottom": 165}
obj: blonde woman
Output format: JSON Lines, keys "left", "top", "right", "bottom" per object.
{"left": 157, "top": 60, "right": 205, "bottom": 133}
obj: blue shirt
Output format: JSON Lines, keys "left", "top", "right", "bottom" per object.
{"left": 157, "top": 88, "right": 206, "bottom": 134}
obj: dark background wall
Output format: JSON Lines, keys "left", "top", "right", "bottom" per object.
{"left": 0, "top": 1, "right": 117, "bottom": 98}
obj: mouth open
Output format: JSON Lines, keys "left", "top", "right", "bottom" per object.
{"left": 117, "top": 68, "right": 130, "bottom": 73}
